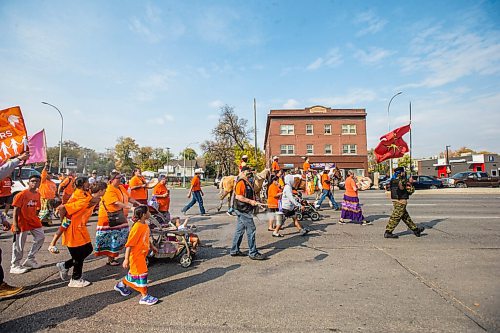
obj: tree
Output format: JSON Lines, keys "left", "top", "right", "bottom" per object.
{"left": 234, "top": 142, "right": 265, "bottom": 171}
{"left": 212, "top": 105, "right": 252, "bottom": 150}
{"left": 114, "top": 137, "right": 139, "bottom": 174}
{"left": 180, "top": 148, "right": 197, "bottom": 160}
{"left": 397, "top": 154, "right": 411, "bottom": 169}
{"left": 367, "top": 148, "right": 389, "bottom": 175}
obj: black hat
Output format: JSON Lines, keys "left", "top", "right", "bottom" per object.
{"left": 394, "top": 167, "right": 405, "bottom": 173}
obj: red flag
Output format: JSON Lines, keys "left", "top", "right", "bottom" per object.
{"left": 374, "top": 124, "right": 411, "bottom": 163}
{"left": 0, "top": 106, "right": 28, "bottom": 164}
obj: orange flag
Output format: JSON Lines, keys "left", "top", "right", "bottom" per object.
{"left": 0, "top": 106, "right": 28, "bottom": 164}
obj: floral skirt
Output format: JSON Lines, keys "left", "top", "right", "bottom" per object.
{"left": 340, "top": 195, "right": 365, "bottom": 222}
{"left": 94, "top": 223, "right": 129, "bottom": 258}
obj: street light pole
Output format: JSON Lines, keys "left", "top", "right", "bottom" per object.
{"left": 387, "top": 92, "right": 403, "bottom": 176}
{"left": 445, "top": 145, "right": 451, "bottom": 176}
{"left": 42, "top": 102, "right": 64, "bottom": 174}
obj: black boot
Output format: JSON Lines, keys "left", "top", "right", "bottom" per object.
{"left": 413, "top": 226, "right": 424, "bottom": 237}
{"left": 384, "top": 231, "right": 398, "bottom": 239}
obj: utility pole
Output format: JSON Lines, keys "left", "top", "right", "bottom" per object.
{"left": 446, "top": 145, "right": 451, "bottom": 176}
{"left": 254, "top": 98, "right": 258, "bottom": 160}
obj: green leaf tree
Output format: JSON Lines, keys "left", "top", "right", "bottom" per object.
{"left": 115, "top": 137, "right": 139, "bottom": 175}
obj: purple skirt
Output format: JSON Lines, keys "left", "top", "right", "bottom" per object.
{"left": 340, "top": 195, "right": 364, "bottom": 222}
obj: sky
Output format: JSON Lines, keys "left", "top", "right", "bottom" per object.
{"left": 1, "top": 0, "right": 499, "bottom": 159}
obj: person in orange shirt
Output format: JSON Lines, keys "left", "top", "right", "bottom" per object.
{"left": 129, "top": 168, "right": 148, "bottom": 205}
{"left": 314, "top": 168, "right": 340, "bottom": 210}
{"left": 0, "top": 175, "right": 13, "bottom": 218}
{"left": 38, "top": 163, "right": 58, "bottom": 225}
{"left": 95, "top": 172, "right": 139, "bottom": 266}
{"left": 339, "top": 170, "right": 370, "bottom": 225}
{"left": 181, "top": 168, "right": 206, "bottom": 215}
{"left": 58, "top": 171, "right": 75, "bottom": 204}
{"left": 302, "top": 157, "right": 311, "bottom": 173}
{"left": 152, "top": 175, "right": 170, "bottom": 218}
{"left": 52, "top": 178, "right": 106, "bottom": 287}
{"left": 266, "top": 176, "right": 283, "bottom": 237}
{"left": 10, "top": 174, "right": 45, "bottom": 274}
{"left": 114, "top": 205, "right": 158, "bottom": 305}
{"left": 271, "top": 156, "right": 280, "bottom": 175}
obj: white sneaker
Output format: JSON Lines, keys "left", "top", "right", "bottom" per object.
{"left": 23, "top": 259, "right": 40, "bottom": 269}
{"left": 68, "top": 279, "right": 91, "bottom": 288}
{"left": 10, "top": 265, "right": 29, "bottom": 274}
{"left": 56, "top": 262, "right": 69, "bottom": 281}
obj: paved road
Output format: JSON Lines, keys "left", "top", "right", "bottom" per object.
{"left": 1, "top": 187, "right": 499, "bottom": 332}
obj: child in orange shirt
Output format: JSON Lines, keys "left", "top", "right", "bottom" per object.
{"left": 114, "top": 205, "right": 158, "bottom": 305}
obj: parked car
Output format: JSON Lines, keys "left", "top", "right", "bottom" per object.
{"left": 410, "top": 175, "right": 443, "bottom": 189}
{"left": 450, "top": 172, "right": 500, "bottom": 188}
{"left": 10, "top": 167, "right": 42, "bottom": 198}
{"left": 379, "top": 178, "right": 391, "bottom": 190}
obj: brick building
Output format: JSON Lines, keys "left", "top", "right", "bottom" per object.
{"left": 264, "top": 105, "right": 368, "bottom": 175}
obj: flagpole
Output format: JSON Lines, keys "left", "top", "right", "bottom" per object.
{"left": 387, "top": 92, "right": 403, "bottom": 176}
{"left": 409, "top": 102, "right": 412, "bottom": 175}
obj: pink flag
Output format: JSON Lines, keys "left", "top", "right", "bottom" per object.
{"left": 27, "top": 129, "right": 47, "bottom": 164}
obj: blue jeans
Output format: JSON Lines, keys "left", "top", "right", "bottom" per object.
{"left": 316, "top": 189, "right": 339, "bottom": 209}
{"left": 231, "top": 211, "right": 258, "bottom": 257}
{"left": 182, "top": 191, "right": 206, "bottom": 214}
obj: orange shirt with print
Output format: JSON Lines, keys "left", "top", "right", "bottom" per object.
{"left": 39, "top": 169, "right": 57, "bottom": 199}
{"left": 267, "top": 182, "right": 282, "bottom": 209}
{"left": 303, "top": 162, "right": 310, "bottom": 172}
{"left": 153, "top": 183, "right": 170, "bottom": 212}
{"left": 12, "top": 189, "right": 42, "bottom": 232}
{"left": 191, "top": 175, "right": 201, "bottom": 192}
{"left": 125, "top": 222, "right": 150, "bottom": 275}
{"left": 129, "top": 175, "right": 148, "bottom": 200}
{"left": 98, "top": 184, "right": 129, "bottom": 227}
{"left": 321, "top": 173, "right": 331, "bottom": 191}
{"left": 344, "top": 177, "right": 358, "bottom": 197}
{"left": 0, "top": 177, "right": 12, "bottom": 197}
{"left": 272, "top": 161, "right": 280, "bottom": 171}
{"left": 62, "top": 188, "right": 94, "bottom": 247}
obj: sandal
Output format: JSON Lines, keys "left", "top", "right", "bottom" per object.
{"left": 272, "top": 233, "right": 284, "bottom": 237}
{"left": 107, "top": 259, "right": 120, "bottom": 266}
{"left": 267, "top": 228, "right": 275, "bottom": 232}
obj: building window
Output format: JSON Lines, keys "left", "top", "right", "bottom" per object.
{"left": 306, "top": 144, "right": 314, "bottom": 155}
{"left": 306, "top": 124, "right": 313, "bottom": 135}
{"left": 324, "top": 124, "right": 332, "bottom": 135}
{"left": 280, "top": 144, "right": 295, "bottom": 155}
{"left": 342, "top": 144, "right": 357, "bottom": 155}
{"left": 342, "top": 124, "right": 357, "bottom": 135}
{"left": 280, "top": 124, "right": 294, "bottom": 135}
{"left": 324, "top": 144, "right": 332, "bottom": 154}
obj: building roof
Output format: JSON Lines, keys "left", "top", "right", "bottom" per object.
{"left": 264, "top": 105, "right": 367, "bottom": 148}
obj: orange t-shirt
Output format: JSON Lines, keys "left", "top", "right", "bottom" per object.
{"left": 125, "top": 222, "right": 150, "bottom": 275}
{"left": 12, "top": 189, "right": 42, "bottom": 232}
{"left": 344, "top": 177, "right": 358, "bottom": 197}
{"left": 272, "top": 161, "right": 280, "bottom": 171}
{"left": 321, "top": 173, "right": 330, "bottom": 191}
{"left": 0, "top": 177, "right": 12, "bottom": 197}
{"left": 303, "top": 162, "right": 310, "bottom": 172}
{"left": 153, "top": 183, "right": 170, "bottom": 212}
{"left": 234, "top": 179, "right": 246, "bottom": 196}
{"left": 59, "top": 176, "right": 75, "bottom": 196}
{"left": 98, "top": 184, "right": 129, "bottom": 227}
{"left": 62, "top": 188, "right": 93, "bottom": 247}
{"left": 191, "top": 175, "right": 201, "bottom": 192}
{"left": 267, "top": 182, "right": 282, "bottom": 209}
{"left": 39, "top": 169, "right": 57, "bottom": 199}
{"left": 129, "top": 175, "right": 148, "bottom": 200}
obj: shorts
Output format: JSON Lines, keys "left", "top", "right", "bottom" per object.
{"left": 0, "top": 195, "right": 13, "bottom": 206}
{"left": 282, "top": 209, "right": 296, "bottom": 218}
{"left": 268, "top": 207, "right": 278, "bottom": 213}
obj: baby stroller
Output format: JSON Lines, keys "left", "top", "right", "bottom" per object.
{"left": 146, "top": 205, "right": 199, "bottom": 268}
{"left": 294, "top": 192, "right": 320, "bottom": 221}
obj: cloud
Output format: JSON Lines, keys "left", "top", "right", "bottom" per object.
{"left": 354, "top": 47, "right": 394, "bottom": 64}
{"left": 135, "top": 71, "right": 175, "bottom": 101}
{"left": 283, "top": 99, "right": 300, "bottom": 108}
{"left": 307, "top": 48, "right": 342, "bottom": 71}
{"left": 148, "top": 113, "right": 174, "bottom": 125}
{"left": 355, "top": 10, "right": 387, "bottom": 36}
{"left": 129, "top": 3, "right": 185, "bottom": 43}
{"left": 399, "top": 26, "right": 500, "bottom": 88}
{"left": 310, "top": 89, "right": 378, "bottom": 107}
{"left": 209, "top": 100, "right": 224, "bottom": 109}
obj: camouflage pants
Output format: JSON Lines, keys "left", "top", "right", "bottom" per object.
{"left": 386, "top": 201, "right": 417, "bottom": 232}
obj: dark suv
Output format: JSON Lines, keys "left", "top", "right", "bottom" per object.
{"left": 410, "top": 175, "right": 443, "bottom": 189}
{"left": 450, "top": 172, "right": 499, "bottom": 188}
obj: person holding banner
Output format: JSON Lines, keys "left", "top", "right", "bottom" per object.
{"left": 0, "top": 151, "right": 29, "bottom": 298}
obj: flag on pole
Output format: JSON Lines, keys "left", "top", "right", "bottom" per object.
{"left": 0, "top": 106, "right": 28, "bottom": 164}
{"left": 27, "top": 129, "right": 47, "bottom": 164}
{"left": 374, "top": 124, "right": 411, "bottom": 163}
